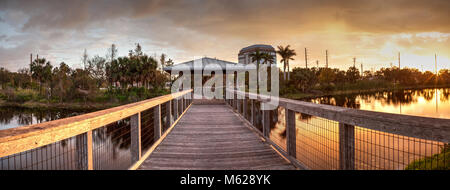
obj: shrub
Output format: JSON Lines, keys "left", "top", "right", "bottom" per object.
{"left": 13, "top": 89, "right": 38, "bottom": 103}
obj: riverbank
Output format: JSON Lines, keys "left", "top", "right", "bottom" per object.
{"left": 282, "top": 84, "right": 450, "bottom": 100}
{"left": 0, "top": 99, "right": 121, "bottom": 111}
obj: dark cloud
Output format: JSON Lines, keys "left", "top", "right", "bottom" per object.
{"left": 0, "top": 0, "right": 448, "bottom": 71}
{"left": 0, "top": 0, "right": 448, "bottom": 34}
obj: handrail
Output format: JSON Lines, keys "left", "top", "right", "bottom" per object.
{"left": 227, "top": 89, "right": 450, "bottom": 143}
{"left": 0, "top": 89, "right": 193, "bottom": 158}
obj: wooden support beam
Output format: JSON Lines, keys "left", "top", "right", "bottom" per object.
{"left": 153, "top": 105, "right": 161, "bottom": 140}
{"left": 285, "top": 108, "right": 296, "bottom": 158}
{"left": 130, "top": 113, "right": 141, "bottom": 162}
{"left": 339, "top": 123, "right": 355, "bottom": 170}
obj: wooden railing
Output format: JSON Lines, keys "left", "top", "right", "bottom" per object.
{"left": 226, "top": 89, "right": 450, "bottom": 170}
{"left": 0, "top": 89, "right": 193, "bottom": 170}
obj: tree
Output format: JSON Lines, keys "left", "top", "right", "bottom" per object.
{"left": 106, "top": 44, "right": 118, "bottom": 63}
{"left": 0, "top": 67, "right": 10, "bottom": 89}
{"left": 276, "top": 45, "right": 296, "bottom": 80}
{"left": 52, "top": 62, "right": 72, "bottom": 101}
{"left": 88, "top": 55, "right": 106, "bottom": 88}
{"left": 160, "top": 53, "right": 166, "bottom": 71}
{"left": 319, "top": 68, "right": 336, "bottom": 84}
{"left": 291, "top": 68, "right": 317, "bottom": 92}
{"left": 82, "top": 49, "right": 89, "bottom": 70}
{"left": 262, "top": 53, "right": 274, "bottom": 65}
{"left": 30, "top": 57, "right": 53, "bottom": 95}
{"left": 249, "top": 49, "right": 267, "bottom": 93}
{"left": 346, "top": 66, "right": 360, "bottom": 83}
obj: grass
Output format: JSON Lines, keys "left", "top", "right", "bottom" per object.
{"left": 0, "top": 87, "right": 170, "bottom": 110}
{"left": 405, "top": 144, "right": 450, "bottom": 170}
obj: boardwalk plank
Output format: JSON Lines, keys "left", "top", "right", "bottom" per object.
{"left": 138, "top": 104, "right": 296, "bottom": 170}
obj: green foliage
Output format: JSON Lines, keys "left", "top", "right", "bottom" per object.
{"left": 290, "top": 68, "right": 317, "bottom": 92}
{"left": 405, "top": 144, "right": 450, "bottom": 170}
{"left": 12, "top": 89, "right": 39, "bottom": 103}
{"left": 0, "top": 92, "right": 7, "bottom": 100}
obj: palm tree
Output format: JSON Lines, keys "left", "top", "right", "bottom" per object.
{"left": 262, "top": 53, "right": 274, "bottom": 65}
{"left": 286, "top": 48, "right": 296, "bottom": 80}
{"left": 160, "top": 53, "right": 166, "bottom": 71}
{"left": 277, "top": 45, "right": 296, "bottom": 80}
{"left": 276, "top": 45, "right": 289, "bottom": 80}
{"left": 249, "top": 49, "right": 266, "bottom": 93}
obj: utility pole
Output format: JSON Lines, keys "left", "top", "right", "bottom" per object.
{"left": 305, "top": 48, "right": 308, "bottom": 69}
{"left": 353, "top": 57, "right": 356, "bottom": 68}
{"left": 316, "top": 60, "right": 319, "bottom": 68}
{"left": 361, "top": 63, "right": 363, "bottom": 76}
{"left": 398, "top": 52, "right": 401, "bottom": 69}
{"left": 325, "top": 50, "right": 329, "bottom": 68}
{"left": 435, "top": 53, "right": 437, "bottom": 75}
{"left": 435, "top": 53, "right": 438, "bottom": 86}
{"left": 30, "top": 53, "right": 33, "bottom": 83}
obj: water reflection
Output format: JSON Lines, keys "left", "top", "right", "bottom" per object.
{"left": 305, "top": 88, "right": 450, "bottom": 119}
{"left": 0, "top": 107, "right": 135, "bottom": 170}
{"left": 267, "top": 89, "right": 449, "bottom": 170}
{"left": 0, "top": 107, "right": 91, "bottom": 130}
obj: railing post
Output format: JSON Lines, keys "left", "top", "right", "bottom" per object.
{"left": 167, "top": 100, "right": 173, "bottom": 126}
{"left": 87, "top": 130, "right": 93, "bottom": 170}
{"left": 154, "top": 105, "right": 161, "bottom": 140}
{"left": 339, "top": 123, "right": 355, "bottom": 170}
{"left": 235, "top": 92, "right": 238, "bottom": 110}
{"left": 243, "top": 95, "right": 248, "bottom": 119}
{"left": 250, "top": 99, "right": 255, "bottom": 125}
{"left": 131, "top": 113, "right": 141, "bottom": 163}
{"left": 262, "top": 109, "right": 270, "bottom": 137}
{"left": 182, "top": 95, "right": 185, "bottom": 111}
{"left": 174, "top": 98, "right": 179, "bottom": 119}
{"left": 180, "top": 97, "right": 183, "bottom": 113}
{"left": 285, "top": 108, "right": 296, "bottom": 158}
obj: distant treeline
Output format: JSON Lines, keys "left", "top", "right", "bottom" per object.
{"left": 281, "top": 65, "right": 450, "bottom": 95}
{"left": 0, "top": 43, "right": 173, "bottom": 104}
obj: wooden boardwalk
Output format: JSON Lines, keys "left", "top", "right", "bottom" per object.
{"left": 138, "top": 103, "right": 297, "bottom": 170}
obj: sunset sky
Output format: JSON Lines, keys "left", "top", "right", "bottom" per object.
{"left": 0, "top": 0, "right": 448, "bottom": 72}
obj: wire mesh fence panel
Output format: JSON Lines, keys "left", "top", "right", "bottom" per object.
{"left": 269, "top": 106, "right": 287, "bottom": 151}
{"left": 140, "top": 107, "right": 155, "bottom": 153}
{"left": 161, "top": 102, "right": 169, "bottom": 133}
{"left": 0, "top": 133, "right": 87, "bottom": 170}
{"left": 354, "top": 127, "right": 448, "bottom": 170}
{"left": 295, "top": 113, "right": 340, "bottom": 170}
{"left": 92, "top": 117, "right": 132, "bottom": 170}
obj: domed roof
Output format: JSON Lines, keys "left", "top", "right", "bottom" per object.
{"left": 238, "top": 44, "right": 275, "bottom": 55}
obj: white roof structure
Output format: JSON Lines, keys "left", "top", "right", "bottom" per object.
{"left": 163, "top": 57, "right": 251, "bottom": 73}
